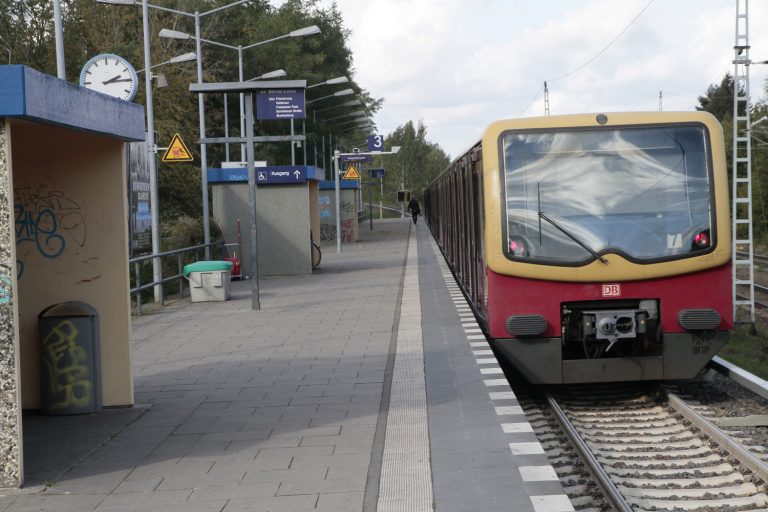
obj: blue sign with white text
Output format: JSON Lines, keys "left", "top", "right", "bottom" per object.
{"left": 367, "top": 134, "right": 384, "bottom": 152}
{"left": 256, "top": 89, "right": 306, "bottom": 120}
{"left": 340, "top": 154, "right": 373, "bottom": 163}
{"left": 256, "top": 166, "right": 306, "bottom": 184}
{"left": 208, "top": 166, "right": 311, "bottom": 185}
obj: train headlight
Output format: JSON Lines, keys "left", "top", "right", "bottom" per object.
{"left": 509, "top": 239, "right": 528, "bottom": 257}
{"left": 692, "top": 230, "right": 710, "bottom": 249}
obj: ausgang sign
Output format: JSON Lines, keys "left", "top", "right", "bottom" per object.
{"left": 256, "top": 89, "right": 306, "bottom": 120}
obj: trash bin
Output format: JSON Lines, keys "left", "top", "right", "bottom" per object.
{"left": 38, "top": 302, "right": 101, "bottom": 415}
{"left": 183, "top": 261, "right": 233, "bottom": 302}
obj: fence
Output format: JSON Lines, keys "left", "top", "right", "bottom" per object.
{"left": 129, "top": 241, "right": 224, "bottom": 315}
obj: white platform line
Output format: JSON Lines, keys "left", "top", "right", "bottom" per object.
{"left": 475, "top": 358, "right": 497, "bottom": 365}
{"left": 530, "top": 495, "right": 575, "bottom": 512}
{"left": 489, "top": 391, "right": 517, "bottom": 400}
{"left": 483, "top": 379, "right": 509, "bottom": 387}
{"left": 520, "top": 466, "right": 559, "bottom": 482}
{"left": 509, "top": 442, "right": 545, "bottom": 455}
{"left": 502, "top": 422, "right": 533, "bottom": 433}
{"left": 495, "top": 406, "right": 524, "bottom": 415}
{"left": 480, "top": 367, "right": 504, "bottom": 375}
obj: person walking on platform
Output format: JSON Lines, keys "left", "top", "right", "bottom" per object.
{"left": 408, "top": 196, "right": 421, "bottom": 225}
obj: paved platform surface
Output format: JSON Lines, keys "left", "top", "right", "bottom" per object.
{"left": 1, "top": 218, "right": 571, "bottom": 512}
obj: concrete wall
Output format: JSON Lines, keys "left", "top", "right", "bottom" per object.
{"left": 212, "top": 183, "right": 311, "bottom": 276}
{"left": 10, "top": 120, "right": 133, "bottom": 410}
{"left": 319, "top": 188, "right": 359, "bottom": 242}
{"left": 0, "top": 120, "right": 23, "bottom": 487}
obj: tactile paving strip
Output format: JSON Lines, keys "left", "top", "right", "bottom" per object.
{"left": 377, "top": 228, "right": 434, "bottom": 512}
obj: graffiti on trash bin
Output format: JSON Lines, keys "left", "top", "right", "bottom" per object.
{"left": 41, "top": 320, "right": 92, "bottom": 410}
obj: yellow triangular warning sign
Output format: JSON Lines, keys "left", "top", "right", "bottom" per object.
{"left": 342, "top": 163, "right": 361, "bottom": 180}
{"left": 162, "top": 133, "right": 194, "bottom": 163}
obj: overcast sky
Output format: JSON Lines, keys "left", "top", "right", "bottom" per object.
{"left": 276, "top": 0, "right": 768, "bottom": 159}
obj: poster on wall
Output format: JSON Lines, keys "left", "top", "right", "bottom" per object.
{"left": 127, "top": 142, "right": 152, "bottom": 256}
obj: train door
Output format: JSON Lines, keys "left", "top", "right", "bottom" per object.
{"left": 471, "top": 150, "right": 487, "bottom": 321}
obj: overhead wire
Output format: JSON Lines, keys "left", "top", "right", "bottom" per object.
{"left": 545, "top": 0, "right": 656, "bottom": 83}
{"left": 516, "top": 0, "right": 656, "bottom": 117}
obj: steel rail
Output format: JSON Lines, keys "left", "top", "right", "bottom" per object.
{"left": 545, "top": 393, "right": 633, "bottom": 512}
{"left": 666, "top": 392, "right": 768, "bottom": 482}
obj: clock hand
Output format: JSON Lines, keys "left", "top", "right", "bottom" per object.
{"left": 102, "top": 75, "right": 123, "bottom": 85}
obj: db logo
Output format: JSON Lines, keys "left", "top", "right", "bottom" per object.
{"left": 602, "top": 284, "right": 621, "bottom": 297}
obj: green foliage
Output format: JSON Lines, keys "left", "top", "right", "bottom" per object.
{"left": 368, "top": 120, "right": 450, "bottom": 206}
{"left": 4, "top": 0, "right": 383, "bottom": 245}
{"left": 718, "top": 324, "right": 768, "bottom": 380}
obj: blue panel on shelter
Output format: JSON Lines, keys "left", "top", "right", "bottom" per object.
{"left": 0, "top": 66, "right": 25, "bottom": 116}
{"left": 0, "top": 65, "right": 145, "bottom": 142}
{"left": 319, "top": 180, "right": 361, "bottom": 190}
{"left": 208, "top": 165, "right": 325, "bottom": 184}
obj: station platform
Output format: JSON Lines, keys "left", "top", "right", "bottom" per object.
{"left": 4, "top": 218, "right": 573, "bottom": 512}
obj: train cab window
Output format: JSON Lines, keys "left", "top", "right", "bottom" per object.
{"left": 500, "top": 125, "right": 714, "bottom": 264}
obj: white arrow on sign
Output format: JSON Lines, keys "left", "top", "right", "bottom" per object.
{"left": 293, "top": 170, "right": 301, "bottom": 179}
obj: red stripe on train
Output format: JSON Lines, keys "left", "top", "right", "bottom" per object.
{"left": 486, "top": 264, "right": 733, "bottom": 339}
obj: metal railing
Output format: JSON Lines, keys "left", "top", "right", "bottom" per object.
{"left": 129, "top": 241, "right": 224, "bottom": 315}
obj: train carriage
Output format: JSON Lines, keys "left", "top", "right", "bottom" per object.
{"left": 425, "top": 112, "right": 731, "bottom": 384}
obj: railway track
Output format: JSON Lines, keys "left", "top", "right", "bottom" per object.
{"left": 520, "top": 384, "right": 768, "bottom": 511}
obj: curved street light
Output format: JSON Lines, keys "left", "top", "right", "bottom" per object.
{"left": 159, "top": 22, "right": 321, "bottom": 250}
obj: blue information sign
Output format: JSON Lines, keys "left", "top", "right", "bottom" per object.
{"left": 340, "top": 154, "right": 373, "bottom": 163}
{"left": 367, "top": 134, "right": 384, "bottom": 152}
{"left": 369, "top": 168, "right": 385, "bottom": 179}
{"left": 207, "top": 166, "right": 307, "bottom": 185}
{"left": 256, "top": 166, "right": 307, "bottom": 184}
{"left": 256, "top": 89, "right": 306, "bottom": 120}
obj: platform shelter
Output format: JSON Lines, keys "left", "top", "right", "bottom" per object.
{"left": 0, "top": 65, "right": 144, "bottom": 486}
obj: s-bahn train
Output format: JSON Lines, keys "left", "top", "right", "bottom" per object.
{"left": 424, "top": 112, "right": 731, "bottom": 383}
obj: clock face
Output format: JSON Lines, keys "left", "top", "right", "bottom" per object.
{"left": 80, "top": 54, "right": 138, "bottom": 102}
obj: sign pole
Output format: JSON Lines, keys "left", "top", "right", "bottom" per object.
{"left": 368, "top": 180, "right": 373, "bottom": 230}
{"left": 379, "top": 178, "right": 383, "bottom": 219}
{"left": 334, "top": 150, "right": 341, "bottom": 253}
{"left": 245, "top": 92, "right": 260, "bottom": 310}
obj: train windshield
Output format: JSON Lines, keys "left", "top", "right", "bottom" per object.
{"left": 501, "top": 124, "right": 713, "bottom": 264}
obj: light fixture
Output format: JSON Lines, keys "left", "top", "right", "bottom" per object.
{"left": 159, "top": 28, "right": 191, "bottom": 40}
{"left": 290, "top": 25, "right": 321, "bottom": 37}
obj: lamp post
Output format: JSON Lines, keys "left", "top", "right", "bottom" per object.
{"left": 303, "top": 76, "right": 349, "bottom": 165}
{"left": 159, "top": 24, "right": 320, "bottom": 253}
{"left": 311, "top": 99, "right": 361, "bottom": 166}
{"left": 99, "top": 0, "right": 208, "bottom": 302}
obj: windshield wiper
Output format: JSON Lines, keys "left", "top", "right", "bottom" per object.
{"left": 538, "top": 211, "right": 608, "bottom": 264}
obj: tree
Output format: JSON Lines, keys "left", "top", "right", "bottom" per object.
{"left": 372, "top": 120, "right": 449, "bottom": 206}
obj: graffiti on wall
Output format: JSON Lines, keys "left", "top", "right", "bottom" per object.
{"left": 339, "top": 201, "right": 354, "bottom": 214}
{"left": 319, "top": 195, "right": 332, "bottom": 219}
{"left": 14, "top": 185, "right": 86, "bottom": 278}
{"left": 341, "top": 219, "right": 354, "bottom": 242}
{"left": 41, "top": 319, "right": 93, "bottom": 411}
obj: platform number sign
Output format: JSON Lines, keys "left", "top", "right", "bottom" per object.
{"left": 368, "top": 134, "right": 384, "bottom": 152}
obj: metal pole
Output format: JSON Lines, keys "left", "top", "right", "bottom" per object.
{"left": 245, "top": 92, "right": 260, "bottom": 310}
{"left": 238, "top": 46, "right": 245, "bottom": 162}
{"left": 334, "top": 149, "right": 341, "bottom": 253}
{"left": 224, "top": 93, "right": 230, "bottom": 161}
{"left": 290, "top": 119, "right": 295, "bottom": 165}
{"left": 322, "top": 134, "right": 326, "bottom": 171}
{"left": 302, "top": 118, "right": 307, "bottom": 165}
{"left": 380, "top": 177, "right": 383, "bottom": 219}
{"left": 142, "top": 0, "right": 163, "bottom": 303}
{"left": 53, "top": 0, "right": 65, "bottom": 79}
{"left": 368, "top": 181, "right": 372, "bottom": 230}
{"left": 195, "top": 12, "right": 212, "bottom": 259}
